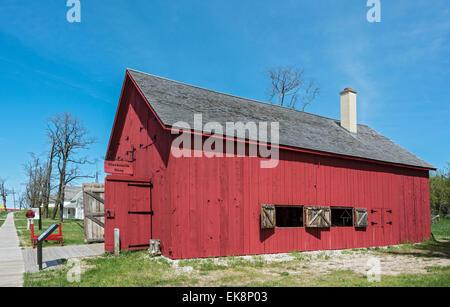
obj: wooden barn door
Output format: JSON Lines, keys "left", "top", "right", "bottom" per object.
{"left": 83, "top": 183, "right": 105, "bottom": 243}
{"left": 370, "top": 208, "right": 394, "bottom": 246}
{"left": 127, "top": 183, "right": 152, "bottom": 249}
{"left": 370, "top": 208, "right": 384, "bottom": 246}
{"left": 383, "top": 209, "right": 393, "bottom": 245}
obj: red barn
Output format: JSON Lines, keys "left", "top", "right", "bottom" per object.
{"left": 104, "top": 69, "right": 435, "bottom": 259}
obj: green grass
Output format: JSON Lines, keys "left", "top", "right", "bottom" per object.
{"left": 432, "top": 217, "right": 450, "bottom": 240}
{"left": 364, "top": 218, "right": 450, "bottom": 260}
{"left": 178, "top": 258, "right": 228, "bottom": 271}
{"left": 14, "top": 210, "right": 86, "bottom": 248}
{"left": 244, "top": 266, "right": 450, "bottom": 287}
{"left": 23, "top": 248, "right": 450, "bottom": 287}
{"left": 0, "top": 210, "right": 8, "bottom": 227}
{"left": 376, "top": 239, "right": 450, "bottom": 261}
{"left": 23, "top": 217, "right": 450, "bottom": 287}
{"left": 24, "top": 252, "right": 190, "bottom": 287}
{"left": 289, "top": 250, "right": 312, "bottom": 261}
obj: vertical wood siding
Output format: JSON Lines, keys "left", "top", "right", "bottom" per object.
{"left": 167, "top": 147, "right": 431, "bottom": 259}
{"left": 105, "top": 76, "right": 432, "bottom": 259}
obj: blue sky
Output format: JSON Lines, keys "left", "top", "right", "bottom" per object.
{"left": 0, "top": 0, "right": 449, "bottom": 207}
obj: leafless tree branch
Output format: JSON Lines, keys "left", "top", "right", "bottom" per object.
{"left": 23, "top": 154, "right": 46, "bottom": 209}
{"left": 47, "top": 112, "right": 95, "bottom": 221}
{"left": 266, "top": 65, "right": 320, "bottom": 110}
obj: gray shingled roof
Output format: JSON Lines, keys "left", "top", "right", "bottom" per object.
{"left": 127, "top": 69, "right": 434, "bottom": 169}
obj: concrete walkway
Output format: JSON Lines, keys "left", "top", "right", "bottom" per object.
{"left": 22, "top": 243, "right": 104, "bottom": 273}
{"left": 0, "top": 213, "right": 25, "bottom": 287}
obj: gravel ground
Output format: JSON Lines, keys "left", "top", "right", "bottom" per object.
{"left": 160, "top": 244, "right": 450, "bottom": 277}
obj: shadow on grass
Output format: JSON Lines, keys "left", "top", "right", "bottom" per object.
{"left": 381, "top": 239, "right": 450, "bottom": 259}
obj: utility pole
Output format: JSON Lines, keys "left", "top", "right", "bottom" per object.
{"left": 11, "top": 188, "right": 16, "bottom": 209}
{"left": 95, "top": 158, "right": 99, "bottom": 183}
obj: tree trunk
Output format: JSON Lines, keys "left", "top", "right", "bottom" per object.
{"left": 43, "top": 199, "right": 48, "bottom": 218}
{"left": 43, "top": 143, "right": 55, "bottom": 219}
{"left": 51, "top": 205, "right": 58, "bottom": 219}
{"left": 54, "top": 165, "right": 66, "bottom": 222}
{"left": 59, "top": 202, "right": 64, "bottom": 222}
{"left": 59, "top": 181, "right": 66, "bottom": 222}
{"left": 51, "top": 182, "right": 63, "bottom": 220}
{"left": 43, "top": 172, "right": 51, "bottom": 218}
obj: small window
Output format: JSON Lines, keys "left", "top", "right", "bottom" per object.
{"left": 354, "top": 208, "right": 368, "bottom": 227}
{"left": 261, "top": 205, "right": 276, "bottom": 229}
{"left": 331, "top": 207, "right": 354, "bottom": 227}
{"left": 305, "top": 206, "right": 331, "bottom": 228}
{"left": 261, "top": 205, "right": 304, "bottom": 229}
{"left": 275, "top": 206, "right": 304, "bottom": 227}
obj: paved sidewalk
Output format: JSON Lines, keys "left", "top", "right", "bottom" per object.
{"left": 22, "top": 243, "right": 104, "bottom": 273}
{"left": 0, "top": 213, "right": 25, "bottom": 287}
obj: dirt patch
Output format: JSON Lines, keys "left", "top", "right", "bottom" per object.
{"left": 298, "top": 250, "right": 450, "bottom": 276}
{"left": 159, "top": 244, "right": 450, "bottom": 280}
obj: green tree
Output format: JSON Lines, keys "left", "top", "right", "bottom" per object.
{"left": 430, "top": 162, "right": 450, "bottom": 216}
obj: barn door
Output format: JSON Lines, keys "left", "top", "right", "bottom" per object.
{"left": 370, "top": 208, "right": 382, "bottom": 227}
{"left": 127, "top": 183, "right": 152, "bottom": 249}
{"left": 83, "top": 183, "right": 105, "bottom": 243}
{"left": 383, "top": 209, "right": 393, "bottom": 244}
{"left": 370, "top": 208, "right": 384, "bottom": 245}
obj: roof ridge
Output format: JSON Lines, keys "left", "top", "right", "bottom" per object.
{"left": 109, "top": 68, "right": 434, "bottom": 170}
{"left": 127, "top": 68, "right": 369, "bottom": 126}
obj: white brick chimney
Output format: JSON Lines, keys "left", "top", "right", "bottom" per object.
{"left": 340, "top": 87, "right": 357, "bottom": 133}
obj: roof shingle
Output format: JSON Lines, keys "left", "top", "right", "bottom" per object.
{"left": 127, "top": 69, "right": 434, "bottom": 169}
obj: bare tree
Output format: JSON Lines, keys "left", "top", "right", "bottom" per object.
{"left": 266, "top": 65, "right": 320, "bottom": 111}
{"left": 48, "top": 112, "right": 95, "bottom": 221}
{"left": 42, "top": 133, "right": 57, "bottom": 218}
{"left": 24, "top": 154, "right": 46, "bottom": 209}
{"left": 0, "top": 178, "right": 8, "bottom": 208}
{"left": 18, "top": 193, "right": 27, "bottom": 210}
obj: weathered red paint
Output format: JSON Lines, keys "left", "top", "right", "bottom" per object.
{"left": 104, "top": 73, "right": 433, "bottom": 259}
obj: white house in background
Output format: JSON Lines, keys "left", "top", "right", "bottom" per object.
{"left": 48, "top": 186, "right": 84, "bottom": 219}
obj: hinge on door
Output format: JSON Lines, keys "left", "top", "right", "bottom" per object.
{"left": 128, "top": 183, "right": 151, "bottom": 188}
{"left": 128, "top": 211, "right": 154, "bottom": 215}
